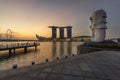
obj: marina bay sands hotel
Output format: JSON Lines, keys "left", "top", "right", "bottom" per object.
{"left": 48, "top": 26, "right": 72, "bottom": 38}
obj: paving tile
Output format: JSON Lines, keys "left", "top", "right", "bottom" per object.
{"left": 84, "top": 77, "right": 103, "bottom": 80}
{"left": 79, "top": 63, "right": 91, "bottom": 71}
{"left": 42, "top": 68, "right": 53, "bottom": 73}
{"left": 38, "top": 73, "right": 49, "bottom": 79}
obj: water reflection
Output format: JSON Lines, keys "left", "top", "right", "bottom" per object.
{"left": 67, "top": 42, "right": 72, "bottom": 56}
{"left": 0, "top": 42, "right": 80, "bottom": 71}
{"left": 59, "top": 42, "right": 65, "bottom": 57}
{"left": 51, "top": 42, "right": 72, "bottom": 59}
{"left": 52, "top": 42, "right": 57, "bottom": 59}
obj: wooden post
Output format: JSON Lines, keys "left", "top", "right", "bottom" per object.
{"left": 13, "top": 48, "right": 16, "bottom": 54}
{"left": 35, "top": 46, "right": 37, "bottom": 51}
{"left": 34, "top": 42, "right": 37, "bottom": 51}
{"left": 9, "top": 49, "right": 12, "bottom": 57}
{"left": 24, "top": 47, "right": 27, "bottom": 53}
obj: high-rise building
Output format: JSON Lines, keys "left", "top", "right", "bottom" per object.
{"left": 59, "top": 27, "right": 64, "bottom": 38}
{"left": 67, "top": 26, "right": 72, "bottom": 38}
{"left": 48, "top": 26, "right": 72, "bottom": 39}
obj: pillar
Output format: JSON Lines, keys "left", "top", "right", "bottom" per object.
{"left": 35, "top": 46, "right": 37, "bottom": 51}
{"left": 24, "top": 47, "right": 27, "bottom": 53}
{"left": 9, "top": 49, "right": 12, "bottom": 57}
{"left": 52, "top": 27, "right": 57, "bottom": 38}
{"left": 13, "top": 49, "right": 16, "bottom": 54}
{"left": 67, "top": 27, "right": 72, "bottom": 38}
{"left": 59, "top": 28, "right": 64, "bottom": 38}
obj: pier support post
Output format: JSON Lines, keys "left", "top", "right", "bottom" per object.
{"left": 13, "top": 49, "right": 15, "bottom": 54}
{"left": 9, "top": 49, "right": 12, "bottom": 57}
{"left": 24, "top": 47, "right": 27, "bottom": 53}
{"left": 35, "top": 46, "right": 37, "bottom": 51}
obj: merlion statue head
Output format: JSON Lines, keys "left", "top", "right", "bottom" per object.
{"left": 90, "top": 9, "right": 107, "bottom": 29}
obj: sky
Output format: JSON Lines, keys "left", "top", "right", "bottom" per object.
{"left": 0, "top": 0, "right": 120, "bottom": 39}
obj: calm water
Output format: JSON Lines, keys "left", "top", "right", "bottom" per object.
{"left": 0, "top": 42, "right": 82, "bottom": 71}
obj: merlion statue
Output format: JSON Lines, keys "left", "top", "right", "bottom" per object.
{"left": 90, "top": 9, "right": 107, "bottom": 42}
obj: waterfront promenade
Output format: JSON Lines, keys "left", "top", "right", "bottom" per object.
{"left": 0, "top": 51, "right": 120, "bottom": 80}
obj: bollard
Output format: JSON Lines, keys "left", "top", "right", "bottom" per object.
{"left": 56, "top": 57, "right": 59, "bottom": 60}
{"left": 65, "top": 56, "right": 68, "bottom": 58}
{"left": 31, "top": 61, "right": 35, "bottom": 65}
{"left": 45, "top": 58, "right": 49, "bottom": 62}
{"left": 72, "top": 54, "right": 75, "bottom": 56}
{"left": 13, "top": 64, "right": 17, "bottom": 69}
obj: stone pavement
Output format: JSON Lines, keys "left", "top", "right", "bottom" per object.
{"left": 0, "top": 51, "right": 120, "bottom": 80}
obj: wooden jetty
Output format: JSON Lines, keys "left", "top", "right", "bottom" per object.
{"left": 0, "top": 42, "right": 40, "bottom": 57}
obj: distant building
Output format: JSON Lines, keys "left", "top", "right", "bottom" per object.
{"left": 48, "top": 26, "right": 72, "bottom": 39}
{"left": 67, "top": 26, "right": 72, "bottom": 38}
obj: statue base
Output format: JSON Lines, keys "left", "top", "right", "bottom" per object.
{"left": 82, "top": 40, "right": 117, "bottom": 47}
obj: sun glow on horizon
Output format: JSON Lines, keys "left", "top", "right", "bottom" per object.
{"left": 0, "top": 0, "right": 120, "bottom": 39}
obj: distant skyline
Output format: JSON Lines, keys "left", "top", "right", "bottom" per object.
{"left": 0, "top": 0, "right": 120, "bottom": 39}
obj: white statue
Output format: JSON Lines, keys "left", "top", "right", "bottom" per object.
{"left": 90, "top": 9, "right": 107, "bottom": 42}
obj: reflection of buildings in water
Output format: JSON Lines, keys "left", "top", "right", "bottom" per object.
{"left": 51, "top": 42, "right": 72, "bottom": 59}
{"left": 52, "top": 42, "right": 57, "bottom": 59}
{"left": 67, "top": 42, "right": 72, "bottom": 55}
{"left": 59, "top": 42, "right": 64, "bottom": 57}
